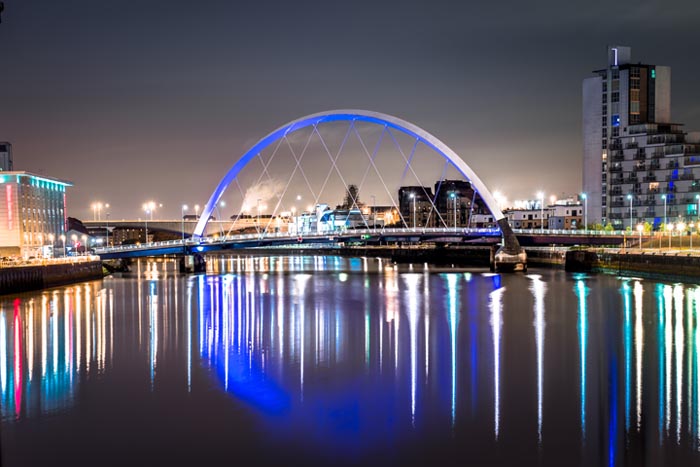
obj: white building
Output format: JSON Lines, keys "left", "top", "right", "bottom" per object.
{"left": 0, "top": 172, "right": 71, "bottom": 257}
{"left": 583, "top": 45, "right": 672, "bottom": 225}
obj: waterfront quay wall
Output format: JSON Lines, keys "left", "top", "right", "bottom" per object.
{"left": 0, "top": 260, "right": 103, "bottom": 295}
{"left": 565, "top": 249, "right": 700, "bottom": 280}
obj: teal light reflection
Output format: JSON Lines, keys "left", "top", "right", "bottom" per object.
{"left": 575, "top": 279, "right": 588, "bottom": 439}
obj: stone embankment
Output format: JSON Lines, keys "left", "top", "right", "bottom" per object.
{"left": 565, "top": 248, "right": 700, "bottom": 280}
{"left": 0, "top": 258, "right": 104, "bottom": 295}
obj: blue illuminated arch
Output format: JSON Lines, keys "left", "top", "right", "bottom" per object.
{"left": 194, "top": 110, "right": 506, "bottom": 237}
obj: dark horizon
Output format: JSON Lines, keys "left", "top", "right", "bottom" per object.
{"left": 1, "top": 0, "right": 699, "bottom": 220}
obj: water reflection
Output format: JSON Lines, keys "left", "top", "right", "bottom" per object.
{"left": 2, "top": 256, "right": 700, "bottom": 465}
{"left": 0, "top": 283, "right": 112, "bottom": 420}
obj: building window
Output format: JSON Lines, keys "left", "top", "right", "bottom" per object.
{"left": 611, "top": 92, "right": 619, "bottom": 103}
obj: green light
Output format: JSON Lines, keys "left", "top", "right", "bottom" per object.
{"left": 651, "top": 69, "right": 656, "bottom": 79}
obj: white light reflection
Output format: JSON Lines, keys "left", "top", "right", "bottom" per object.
{"left": 403, "top": 274, "right": 421, "bottom": 426}
{"left": 295, "top": 274, "right": 311, "bottom": 400}
{"left": 529, "top": 274, "right": 546, "bottom": 444}
{"left": 664, "top": 285, "right": 672, "bottom": 436}
{"left": 489, "top": 286, "right": 504, "bottom": 440}
{"left": 622, "top": 281, "right": 632, "bottom": 433}
{"left": 446, "top": 274, "right": 459, "bottom": 428}
{"left": 673, "top": 284, "right": 684, "bottom": 443}
{"left": 633, "top": 281, "right": 644, "bottom": 432}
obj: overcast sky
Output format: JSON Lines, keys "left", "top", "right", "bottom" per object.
{"left": 1, "top": 0, "right": 700, "bottom": 220}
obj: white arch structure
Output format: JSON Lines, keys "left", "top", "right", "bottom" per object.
{"left": 193, "top": 109, "right": 520, "bottom": 252}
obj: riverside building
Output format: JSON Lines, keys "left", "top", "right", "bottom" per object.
{"left": 0, "top": 172, "right": 71, "bottom": 257}
{"left": 583, "top": 45, "right": 673, "bottom": 227}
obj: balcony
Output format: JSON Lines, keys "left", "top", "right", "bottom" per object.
{"left": 625, "top": 142, "right": 639, "bottom": 149}
{"left": 623, "top": 177, "right": 638, "bottom": 184}
{"left": 609, "top": 165, "right": 623, "bottom": 172}
{"left": 649, "top": 160, "right": 661, "bottom": 169}
{"left": 633, "top": 150, "right": 646, "bottom": 160}
{"left": 667, "top": 160, "right": 679, "bottom": 169}
{"left": 684, "top": 155, "right": 700, "bottom": 166}
{"left": 680, "top": 173, "right": 695, "bottom": 181}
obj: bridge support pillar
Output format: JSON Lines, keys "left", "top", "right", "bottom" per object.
{"left": 179, "top": 254, "right": 206, "bottom": 274}
{"left": 491, "top": 218, "right": 527, "bottom": 272}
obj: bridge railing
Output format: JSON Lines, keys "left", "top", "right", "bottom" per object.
{"left": 93, "top": 227, "right": 503, "bottom": 254}
{"left": 93, "top": 227, "right": 635, "bottom": 255}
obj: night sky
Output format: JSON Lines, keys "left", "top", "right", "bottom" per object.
{"left": 1, "top": 0, "right": 699, "bottom": 220}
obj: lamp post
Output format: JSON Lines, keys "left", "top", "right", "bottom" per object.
{"left": 449, "top": 192, "right": 457, "bottom": 231}
{"left": 144, "top": 210, "right": 150, "bottom": 244}
{"left": 662, "top": 194, "right": 667, "bottom": 231}
{"left": 48, "top": 234, "right": 55, "bottom": 258}
{"left": 581, "top": 193, "right": 587, "bottom": 233}
{"left": 181, "top": 204, "right": 188, "bottom": 251}
{"left": 678, "top": 222, "right": 686, "bottom": 249}
{"left": 690, "top": 222, "right": 695, "bottom": 249}
{"left": 537, "top": 192, "right": 545, "bottom": 232}
{"left": 105, "top": 212, "right": 110, "bottom": 247}
{"left": 636, "top": 223, "right": 643, "bottom": 249}
{"left": 371, "top": 195, "right": 376, "bottom": 231}
{"left": 627, "top": 194, "right": 633, "bottom": 230}
{"left": 410, "top": 193, "right": 416, "bottom": 230}
{"left": 667, "top": 223, "right": 673, "bottom": 249}
{"left": 71, "top": 234, "right": 77, "bottom": 256}
{"left": 60, "top": 234, "right": 66, "bottom": 258}
{"left": 81, "top": 234, "right": 88, "bottom": 256}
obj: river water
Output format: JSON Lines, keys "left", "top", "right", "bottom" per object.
{"left": 1, "top": 255, "right": 700, "bottom": 466}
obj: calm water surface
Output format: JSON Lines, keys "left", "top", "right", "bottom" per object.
{"left": 1, "top": 255, "right": 700, "bottom": 466}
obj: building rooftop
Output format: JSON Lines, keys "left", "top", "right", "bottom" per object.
{"left": 0, "top": 171, "right": 72, "bottom": 187}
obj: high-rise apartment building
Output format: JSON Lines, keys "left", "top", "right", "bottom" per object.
{"left": 582, "top": 46, "right": 671, "bottom": 225}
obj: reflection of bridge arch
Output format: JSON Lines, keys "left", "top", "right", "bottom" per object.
{"left": 194, "top": 110, "right": 520, "bottom": 253}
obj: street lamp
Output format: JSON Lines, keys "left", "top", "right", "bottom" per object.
{"left": 144, "top": 209, "right": 150, "bottom": 244}
{"left": 48, "top": 234, "right": 55, "bottom": 258}
{"left": 181, "top": 204, "right": 188, "bottom": 251}
{"left": 581, "top": 193, "right": 587, "bottom": 233}
{"left": 60, "top": 234, "right": 66, "bottom": 257}
{"left": 678, "top": 221, "right": 686, "bottom": 249}
{"left": 450, "top": 192, "right": 457, "bottom": 231}
{"left": 627, "top": 194, "right": 633, "bottom": 230}
{"left": 636, "top": 223, "right": 643, "bottom": 250}
{"left": 410, "top": 193, "right": 416, "bottom": 230}
{"left": 71, "top": 234, "right": 77, "bottom": 256}
{"left": 105, "top": 211, "right": 110, "bottom": 247}
{"left": 667, "top": 222, "right": 673, "bottom": 249}
{"left": 537, "top": 192, "right": 545, "bottom": 232}
{"left": 371, "top": 195, "right": 376, "bottom": 231}
{"left": 690, "top": 222, "right": 695, "bottom": 249}
{"left": 81, "top": 234, "right": 88, "bottom": 256}
{"left": 662, "top": 194, "right": 667, "bottom": 231}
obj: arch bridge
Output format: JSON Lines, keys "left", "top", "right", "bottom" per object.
{"left": 100, "top": 110, "right": 527, "bottom": 271}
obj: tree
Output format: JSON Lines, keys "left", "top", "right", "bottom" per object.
{"left": 342, "top": 184, "right": 360, "bottom": 209}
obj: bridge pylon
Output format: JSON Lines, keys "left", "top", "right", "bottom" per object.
{"left": 491, "top": 219, "right": 527, "bottom": 272}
